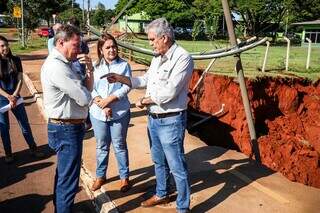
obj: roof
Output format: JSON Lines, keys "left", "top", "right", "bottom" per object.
{"left": 291, "top": 20, "right": 320, "bottom": 26}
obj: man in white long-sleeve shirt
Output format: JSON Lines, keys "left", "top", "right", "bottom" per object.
{"left": 107, "top": 17, "right": 193, "bottom": 213}
{"left": 41, "top": 24, "right": 93, "bottom": 213}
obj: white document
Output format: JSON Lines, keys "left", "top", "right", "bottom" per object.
{"left": 0, "top": 97, "right": 24, "bottom": 113}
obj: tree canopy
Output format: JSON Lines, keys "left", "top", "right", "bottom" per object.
{"left": 115, "top": 0, "right": 320, "bottom": 38}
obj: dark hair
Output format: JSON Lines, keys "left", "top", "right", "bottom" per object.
{"left": 0, "top": 35, "right": 18, "bottom": 80}
{"left": 54, "top": 24, "right": 81, "bottom": 46}
{"left": 96, "top": 33, "right": 118, "bottom": 65}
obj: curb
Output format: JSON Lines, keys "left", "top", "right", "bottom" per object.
{"left": 23, "top": 72, "right": 117, "bottom": 213}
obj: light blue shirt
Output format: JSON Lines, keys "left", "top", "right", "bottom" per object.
{"left": 47, "top": 37, "right": 54, "bottom": 54}
{"left": 89, "top": 57, "right": 131, "bottom": 122}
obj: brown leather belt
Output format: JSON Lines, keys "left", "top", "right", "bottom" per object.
{"left": 148, "top": 111, "right": 183, "bottom": 119}
{"left": 48, "top": 118, "right": 85, "bottom": 125}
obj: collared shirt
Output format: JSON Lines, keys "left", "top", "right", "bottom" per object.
{"left": 131, "top": 43, "right": 194, "bottom": 113}
{"left": 47, "top": 37, "right": 54, "bottom": 54}
{"left": 89, "top": 57, "right": 131, "bottom": 121}
{"left": 41, "top": 48, "right": 92, "bottom": 119}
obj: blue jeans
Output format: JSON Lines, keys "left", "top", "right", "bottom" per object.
{"left": 47, "top": 122, "right": 85, "bottom": 213}
{"left": 90, "top": 111, "right": 130, "bottom": 179}
{"left": 147, "top": 111, "right": 190, "bottom": 212}
{"left": 0, "top": 98, "right": 37, "bottom": 155}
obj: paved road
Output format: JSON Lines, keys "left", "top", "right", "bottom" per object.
{"left": 0, "top": 85, "right": 95, "bottom": 213}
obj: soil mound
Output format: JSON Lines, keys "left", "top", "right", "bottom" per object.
{"left": 188, "top": 70, "right": 320, "bottom": 188}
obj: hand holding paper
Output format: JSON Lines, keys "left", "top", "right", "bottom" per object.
{"left": 0, "top": 97, "right": 24, "bottom": 113}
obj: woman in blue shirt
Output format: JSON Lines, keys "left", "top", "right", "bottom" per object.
{"left": 90, "top": 33, "right": 132, "bottom": 192}
{"left": 0, "top": 35, "right": 43, "bottom": 163}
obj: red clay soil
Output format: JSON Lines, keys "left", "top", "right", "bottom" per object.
{"left": 188, "top": 69, "right": 320, "bottom": 188}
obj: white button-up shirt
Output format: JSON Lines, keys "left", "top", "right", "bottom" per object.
{"left": 41, "top": 48, "right": 92, "bottom": 119}
{"left": 131, "top": 43, "right": 194, "bottom": 113}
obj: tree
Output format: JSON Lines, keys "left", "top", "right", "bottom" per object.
{"left": 115, "top": 0, "right": 194, "bottom": 27}
{"left": 192, "top": 0, "right": 223, "bottom": 40}
{"left": 6, "top": 0, "right": 81, "bottom": 46}
{"left": 91, "top": 2, "right": 115, "bottom": 27}
{"left": 230, "top": 0, "right": 290, "bottom": 36}
{"left": 0, "top": 0, "right": 8, "bottom": 13}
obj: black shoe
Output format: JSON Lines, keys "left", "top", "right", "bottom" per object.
{"left": 30, "top": 148, "right": 45, "bottom": 158}
{"left": 5, "top": 155, "right": 14, "bottom": 164}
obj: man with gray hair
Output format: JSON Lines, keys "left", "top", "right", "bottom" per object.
{"left": 106, "top": 17, "right": 193, "bottom": 212}
{"left": 41, "top": 24, "right": 93, "bottom": 213}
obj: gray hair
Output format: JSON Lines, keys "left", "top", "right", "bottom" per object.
{"left": 146, "top": 17, "right": 175, "bottom": 42}
{"left": 54, "top": 24, "right": 81, "bottom": 46}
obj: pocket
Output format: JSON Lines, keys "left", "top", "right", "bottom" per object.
{"left": 47, "top": 124, "right": 60, "bottom": 152}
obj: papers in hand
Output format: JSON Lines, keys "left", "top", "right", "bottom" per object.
{"left": 0, "top": 97, "right": 24, "bottom": 113}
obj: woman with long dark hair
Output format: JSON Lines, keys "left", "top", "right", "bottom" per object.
{"left": 0, "top": 35, "right": 43, "bottom": 163}
{"left": 89, "top": 33, "right": 132, "bottom": 192}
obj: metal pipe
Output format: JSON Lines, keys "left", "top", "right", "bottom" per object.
{"left": 221, "top": 0, "right": 260, "bottom": 162}
{"left": 191, "top": 58, "right": 217, "bottom": 93}
{"left": 88, "top": 24, "right": 263, "bottom": 57}
{"left": 306, "top": 38, "right": 312, "bottom": 69}
{"left": 261, "top": 40, "right": 270, "bottom": 72}
{"left": 283, "top": 36, "right": 290, "bottom": 71}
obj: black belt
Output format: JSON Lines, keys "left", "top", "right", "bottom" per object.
{"left": 148, "top": 111, "right": 183, "bottom": 119}
{"left": 48, "top": 118, "right": 85, "bottom": 125}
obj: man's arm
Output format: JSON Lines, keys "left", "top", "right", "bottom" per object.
{"left": 50, "top": 64, "right": 91, "bottom": 107}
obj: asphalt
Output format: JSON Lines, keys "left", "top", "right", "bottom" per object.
{"left": 1, "top": 46, "right": 320, "bottom": 213}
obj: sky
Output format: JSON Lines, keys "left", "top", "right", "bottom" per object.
{"left": 75, "top": 0, "right": 118, "bottom": 10}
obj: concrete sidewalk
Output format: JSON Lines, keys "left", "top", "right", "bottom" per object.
{"left": 19, "top": 48, "right": 320, "bottom": 213}
{"left": 0, "top": 84, "right": 95, "bottom": 213}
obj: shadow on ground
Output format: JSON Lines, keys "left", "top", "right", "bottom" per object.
{"left": 101, "top": 146, "right": 274, "bottom": 212}
{"left": 0, "top": 192, "right": 95, "bottom": 213}
{"left": 0, "top": 144, "right": 55, "bottom": 189}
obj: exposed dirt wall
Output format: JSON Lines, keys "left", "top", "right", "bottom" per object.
{"left": 188, "top": 70, "right": 320, "bottom": 188}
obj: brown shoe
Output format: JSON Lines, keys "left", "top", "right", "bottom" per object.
{"left": 120, "top": 178, "right": 131, "bottom": 193}
{"left": 141, "top": 195, "right": 170, "bottom": 207}
{"left": 91, "top": 177, "right": 106, "bottom": 191}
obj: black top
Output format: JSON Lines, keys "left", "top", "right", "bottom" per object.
{"left": 0, "top": 55, "right": 23, "bottom": 93}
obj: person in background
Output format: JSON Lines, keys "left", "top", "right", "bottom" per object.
{"left": 41, "top": 24, "right": 93, "bottom": 213}
{"left": 68, "top": 16, "right": 92, "bottom": 131}
{"left": 47, "top": 23, "right": 62, "bottom": 54}
{"left": 89, "top": 33, "right": 132, "bottom": 192}
{"left": 0, "top": 35, "right": 44, "bottom": 163}
{"left": 105, "top": 18, "right": 194, "bottom": 213}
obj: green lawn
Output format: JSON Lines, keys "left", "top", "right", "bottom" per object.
{"left": 1, "top": 27, "right": 48, "bottom": 54}
{"left": 126, "top": 38, "right": 320, "bottom": 81}
{"left": 10, "top": 37, "right": 48, "bottom": 54}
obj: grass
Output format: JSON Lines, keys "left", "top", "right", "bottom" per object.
{"left": 1, "top": 27, "right": 48, "bottom": 54}
{"left": 10, "top": 37, "right": 48, "bottom": 54}
{"left": 125, "top": 38, "right": 320, "bottom": 81}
